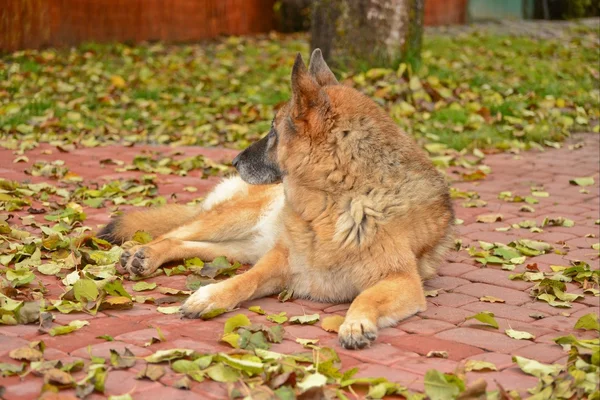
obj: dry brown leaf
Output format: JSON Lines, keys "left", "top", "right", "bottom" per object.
{"left": 321, "top": 316, "right": 345, "bottom": 333}
{"left": 9, "top": 346, "right": 43, "bottom": 361}
{"left": 426, "top": 350, "right": 449, "bottom": 359}
{"left": 477, "top": 213, "right": 503, "bottom": 223}
{"left": 479, "top": 296, "right": 505, "bottom": 303}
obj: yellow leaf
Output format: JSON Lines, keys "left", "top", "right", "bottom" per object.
{"left": 111, "top": 75, "right": 126, "bottom": 88}
{"left": 321, "top": 315, "right": 345, "bottom": 333}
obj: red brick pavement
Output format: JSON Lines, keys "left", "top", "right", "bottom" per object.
{"left": 0, "top": 134, "right": 598, "bottom": 398}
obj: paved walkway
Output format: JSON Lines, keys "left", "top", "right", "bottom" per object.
{"left": 0, "top": 134, "right": 598, "bottom": 399}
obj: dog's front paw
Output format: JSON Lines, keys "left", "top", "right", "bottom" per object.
{"left": 120, "top": 245, "right": 159, "bottom": 277}
{"left": 338, "top": 318, "right": 378, "bottom": 350}
{"left": 180, "top": 283, "right": 237, "bottom": 319}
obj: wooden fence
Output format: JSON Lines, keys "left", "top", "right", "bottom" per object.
{"left": 0, "top": 0, "right": 276, "bottom": 52}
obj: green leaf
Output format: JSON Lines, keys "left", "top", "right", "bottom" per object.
{"left": 198, "top": 256, "right": 240, "bottom": 278}
{"left": 569, "top": 177, "right": 595, "bottom": 187}
{"left": 248, "top": 305, "right": 266, "bottom": 315}
{"left": 289, "top": 313, "right": 320, "bottom": 325}
{"left": 465, "top": 311, "right": 499, "bottom": 329}
{"left": 73, "top": 279, "right": 99, "bottom": 302}
{"left": 223, "top": 314, "right": 251, "bottom": 334}
{"left": 205, "top": 363, "right": 240, "bottom": 383}
{"left": 49, "top": 320, "right": 89, "bottom": 336}
{"left": 171, "top": 359, "right": 200, "bottom": 374}
{"left": 267, "top": 312, "right": 288, "bottom": 324}
{"left": 574, "top": 313, "right": 599, "bottom": 331}
{"left": 505, "top": 329, "right": 535, "bottom": 340}
{"left": 238, "top": 330, "right": 270, "bottom": 351}
{"left": 423, "top": 370, "right": 461, "bottom": 400}
{"left": 220, "top": 332, "right": 240, "bottom": 348}
{"left": 200, "top": 308, "right": 227, "bottom": 320}
{"left": 297, "top": 372, "right": 327, "bottom": 392}
{"left": 37, "top": 263, "right": 62, "bottom": 275}
{"left": 103, "top": 280, "right": 132, "bottom": 299}
{"left": 132, "top": 231, "right": 153, "bottom": 244}
{"left": 217, "top": 353, "right": 264, "bottom": 375}
{"left": 144, "top": 348, "right": 196, "bottom": 363}
{"left": 156, "top": 306, "right": 180, "bottom": 314}
{"left": 132, "top": 281, "right": 157, "bottom": 292}
{"left": 512, "top": 356, "right": 562, "bottom": 378}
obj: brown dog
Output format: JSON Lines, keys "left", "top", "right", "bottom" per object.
{"left": 99, "top": 49, "right": 454, "bottom": 349}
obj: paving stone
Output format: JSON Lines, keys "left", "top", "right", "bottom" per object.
{"left": 464, "top": 352, "right": 515, "bottom": 370}
{"left": 326, "top": 338, "right": 419, "bottom": 366}
{"left": 1, "top": 135, "right": 599, "bottom": 397}
{"left": 397, "top": 319, "right": 456, "bottom": 335}
{"left": 436, "top": 328, "right": 530, "bottom": 353}
{"left": 419, "top": 305, "right": 474, "bottom": 324}
{"left": 423, "top": 276, "right": 471, "bottom": 290}
{"left": 452, "top": 283, "right": 532, "bottom": 305}
{"left": 1, "top": 376, "right": 44, "bottom": 400}
{"left": 437, "top": 262, "right": 478, "bottom": 277}
{"left": 103, "top": 370, "right": 162, "bottom": 396}
{"left": 512, "top": 343, "right": 567, "bottom": 363}
{"left": 0, "top": 336, "right": 29, "bottom": 356}
{"left": 459, "top": 268, "right": 534, "bottom": 290}
{"left": 465, "top": 368, "right": 539, "bottom": 394}
{"left": 392, "top": 357, "right": 459, "bottom": 375}
{"left": 462, "top": 316, "right": 555, "bottom": 338}
{"left": 385, "top": 334, "right": 484, "bottom": 360}
{"left": 356, "top": 363, "right": 422, "bottom": 384}
{"left": 70, "top": 340, "right": 152, "bottom": 359}
{"left": 461, "top": 301, "right": 544, "bottom": 322}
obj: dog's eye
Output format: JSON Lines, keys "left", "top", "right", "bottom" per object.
{"left": 268, "top": 128, "right": 277, "bottom": 139}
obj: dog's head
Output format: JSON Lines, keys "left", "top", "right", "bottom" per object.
{"left": 232, "top": 49, "right": 340, "bottom": 185}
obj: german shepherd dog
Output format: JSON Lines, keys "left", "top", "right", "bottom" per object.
{"left": 99, "top": 50, "right": 454, "bottom": 349}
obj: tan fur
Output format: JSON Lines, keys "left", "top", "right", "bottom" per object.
{"left": 104, "top": 50, "right": 454, "bottom": 349}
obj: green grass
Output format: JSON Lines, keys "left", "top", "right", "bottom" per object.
{"left": 0, "top": 28, "right": 597, "bottom": 152}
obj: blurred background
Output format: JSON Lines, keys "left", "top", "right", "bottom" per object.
{"left": 1, "top": 0, "right": 599, "bottom": 51}
{"left": 0, "top": 0, "right": 598, "bottom": 153}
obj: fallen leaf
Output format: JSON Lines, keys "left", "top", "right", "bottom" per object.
{"left": 465, "top": 311, "right": 499, "bottom": 329}
{"left": 248, "top": 305, "right": 266, "bottom": 315}
{"left": 289, "top": 314, "right": 320, "bottom": 325}
{"left": 505, "top": 329, "right": 535, "bottom": 340}
{"left": 464, "top": 360, "right": 497, "bottom": 372}
{"left": 512, "top": 356, "right": 562, "bottom": 378}
{"left": 132, "top": 282, "right": 157, "bottom": 292}
{"left": 479, "top": 296, "right": 505, "bottom": 303}
{"left": 574, "top": 313, "right": 599, "bottom": 331}
{"left": 426, "top": 350, "right": 448, "bottom": 359}
{"left": 156, "top": 306, "right": 180, "bottom": 314}
{"left": 321, "top": 316, "right": 345, "bottom": 333}
{"left": 9, "top": 346, "right": 43, "bottom": 361}
{"left": 49, "top": 320, "right": 89, "bottom": 336}
{"left": 224, "top": 314, "right": 251, "bottom": 334}
{"left": 476, "top": 214, "right": 503, "bottom": 223}
{"left": 266, "top": 312, "right": 288, "bottom": 324}
{"left": 569, "top": 177, "right": 595, "bottom": 186}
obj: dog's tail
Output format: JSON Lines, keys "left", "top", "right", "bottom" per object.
{"left": 97, "top": 204, "right": 201, "bottom": 244}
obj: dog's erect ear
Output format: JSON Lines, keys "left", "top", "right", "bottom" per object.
{"left": 291, "top": 53, "right": 326, "bottom": 119}
{"left": 308, "top": 49, "right": 338, "bottom": 86}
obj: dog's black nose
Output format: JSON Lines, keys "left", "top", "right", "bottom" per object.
{"left": 232, "top": 154, "right": 241, "bottom": 169}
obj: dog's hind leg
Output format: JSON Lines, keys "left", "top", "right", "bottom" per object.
{"left": 338, "top": 264, "right": 427, "bottom": 350}
{"left": 121, "top": 239, "right": 259, "bottom": 276}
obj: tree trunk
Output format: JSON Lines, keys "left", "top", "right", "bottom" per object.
{"left": 311, "top": 0, "right": 424, "bottom": 69}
